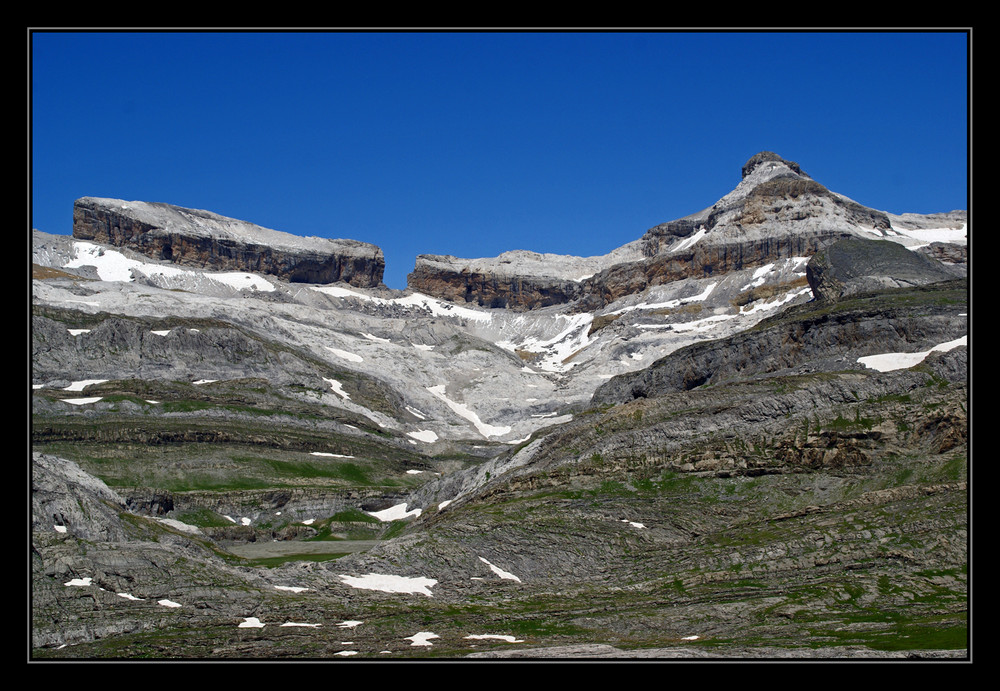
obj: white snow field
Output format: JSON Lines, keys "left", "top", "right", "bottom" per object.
{"left": 427, "top": 384, "right": 512, "bottom": 438}
{"left": 857, "top": 336, "right": 967, "bottom": 372}
{"left": 155, "top": 518, "right": 202, "bottom": 534}
{"left": 63, "top": 241, "right": 278, "bottom": 292}
{"left": 62, "top": 397, "right": 103, "bottom": 406}
{"left": 407, "top": 430, "right": 439, "bottom": 443}
{"left": 63, "top": 379, "right": 107, "bottom": 392}
{"left": 405, "top": 631, "right": 440, "bottom": 647}
{"left": 479, "top": 557, "right": 522, "bottom": 582}
{"left": 337, "top": 573, "right": 438, "bottom": 597}
{"left": 368, "top": 503, "right": 422, "bottom": 521}
{"left": 464, "top": 634, "right": 525, "bottom": 643}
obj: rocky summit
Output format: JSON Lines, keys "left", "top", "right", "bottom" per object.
{"left": 31, "top": 153, "right": 969, "bottom": 660}
{"left": 407, "top": 152, "right": 965, "bottom": 312}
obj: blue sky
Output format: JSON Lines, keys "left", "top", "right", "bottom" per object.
{"left": 31, "top": 30, "right": 969, "bottom": 289}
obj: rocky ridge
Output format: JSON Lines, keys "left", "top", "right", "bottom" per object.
{"left": 408, "top": 152, "right": 962, "bottom": 311}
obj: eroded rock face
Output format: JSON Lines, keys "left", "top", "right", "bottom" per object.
{"left": 73, "top": 197, "right": 385, "bottom": 287}
{"left": 407, "top": 152, "right": 903, "bottom": 310}
{"left": 806, "top": 237, "right": 959, "bottom": 302}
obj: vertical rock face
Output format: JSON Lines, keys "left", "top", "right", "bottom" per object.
{"left": 72, "top": 197, "right": 385, "bottom": 287}
{"left": 408, "top": 152, "right": 908, "bottom": 310}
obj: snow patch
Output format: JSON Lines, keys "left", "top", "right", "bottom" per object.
{"left": 889, "top": 222, "right": 967, "bottom": 246}
{"left": 497, "top": 313, "right": 593, "bottom": 373}
{"left": 739, "top": 286, "right": 813, "bottom": 315}
{"left": 672, "top": 226, "right": 708, "bottom": 252}
{"left": 405, "top": 631, "right": 440, "bottom": 647}
{"left": 408, "top": 429, "right": 439, "bottom": 443}
{"left": 428, "top": 384, "right": 512, "bottom": 438}
{"left": 208, "top": 272, "right": 275, "bottom": 292}
{"left": 323, "top": 377, "right": 350, "bottom": 400}
{"left": 405, "top": 405, "right": 428, "bottom": 420}
{"left": 155, "top": 518, "right": 202, "bottom": 534}
{"left": 610, "top": 282, "right": 717, "bottom": 316}
{"left": 313, "top": 285, "right": 494, "bottom": 323}
{"left": 368, "top": 503, "right": 421, "bottom": 521}
{"left": 857, "top": 336, "right": 967, "bottom": 372}
{"left": 338, "top": 573, "right": 438, "bottom": 597}
{"left": 464, "top": 634, "right": 525, "bottom": 643}
{"left": 326, "top": 347, "right": 363, "bottom": 363}
{"left": 479, "top": 557, "right": 522, "bottom": 582}
{"left": 741, "top": 263, "right": 776, "bottom": 291}
{"left": 63, "top": 379, "right": 107, "bottom": 392}
{"left": 65, "top": 242, "right": 186, "bottom": 282}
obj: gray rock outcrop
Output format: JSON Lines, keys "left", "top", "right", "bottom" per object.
{"left": 32, "top": 453, "right": 130, "bottom": 542}
{"left": 806, "top": 237, "right": 960, "bottom": 301}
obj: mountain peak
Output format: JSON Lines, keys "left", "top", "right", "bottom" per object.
{"left": 741, "top": 151, "right": 808, "bottom": 180}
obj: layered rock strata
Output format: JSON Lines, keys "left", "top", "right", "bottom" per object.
{"left": 591, "top": 279, "right": 967, "bottom": 405}
{"left": 408, "top": 152, "right": 913, "bottom": 310}
{"left": 72, "top": 197, "right": 385, "bottom": 287}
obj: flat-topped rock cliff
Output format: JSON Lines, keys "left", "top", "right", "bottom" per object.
{"left": 407, "top": 246, "right": 637, "bottom": 310}
{"left": 72, "top": 197, "right": 385, "bottom": 287}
